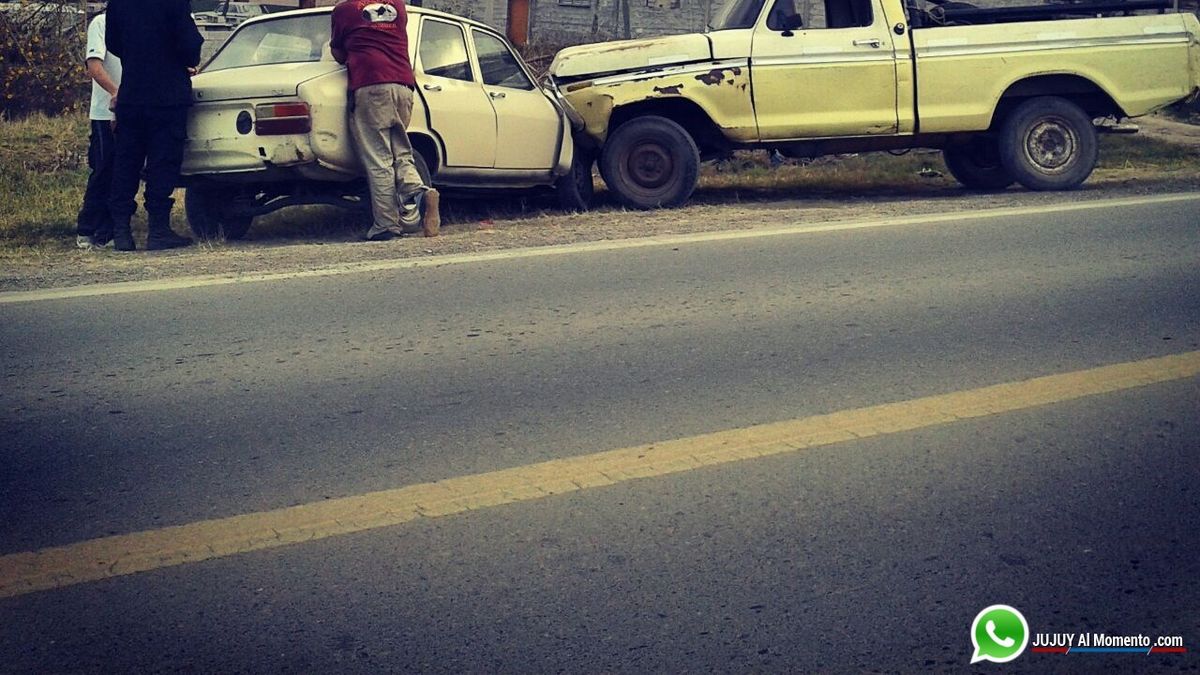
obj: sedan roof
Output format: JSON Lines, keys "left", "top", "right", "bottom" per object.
{"left": 237, "top": 4, "right": 504, "bottom": 36}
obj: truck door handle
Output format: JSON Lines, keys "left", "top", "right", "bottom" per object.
{"left": 853, "top": 38, "right": 883, "bottom": 48}
{"left": 422, "top": 84, "right": 442, "bottom": 92}
{"left": 489, "top": 91, "right": 506, "bottom": 100}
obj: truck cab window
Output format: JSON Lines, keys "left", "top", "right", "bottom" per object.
{"left": 766, "top": 0, "right": 873, "bottom": 30}
{"left": 710, "top": 0, "right": 768, "bottom": 30}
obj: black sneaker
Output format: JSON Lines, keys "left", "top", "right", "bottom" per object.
{"left": 365, "top": 229, "right": 397, "bottom": 241}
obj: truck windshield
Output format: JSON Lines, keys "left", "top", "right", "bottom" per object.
{"left": 205, "top": 15, "right": 331, "bottom": 71}
{"left": 709, "top": 0, "right": 767, "bottom": 30}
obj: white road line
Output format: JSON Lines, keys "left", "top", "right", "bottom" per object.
{"left": 2, "top": 192, "right": 1197, "bottom": 306}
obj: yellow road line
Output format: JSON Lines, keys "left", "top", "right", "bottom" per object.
{"left": 2, "top": 351, "right": 1198, "bottom": 599}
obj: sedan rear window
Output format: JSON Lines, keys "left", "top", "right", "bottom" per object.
{"left": 205, "top": 15, "right": 331, "bottom": 71}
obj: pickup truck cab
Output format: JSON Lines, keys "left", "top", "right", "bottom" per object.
{"left": 549, "top": 0, "right": 1200, "bottom": 208}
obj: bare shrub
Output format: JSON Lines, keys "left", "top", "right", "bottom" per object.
{"left": 516, "top": 29, "right": 615, "bottom": 76}
{"left": 0, "top": 1, "right": 90, "bottom": 118}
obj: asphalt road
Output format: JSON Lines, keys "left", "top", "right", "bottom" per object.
{"left": 1, "top": 196, "right": 1198, "bottom": 672}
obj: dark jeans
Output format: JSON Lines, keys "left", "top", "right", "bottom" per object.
{"left": 76, "top": 120, "right": 116, "bottom": 238}
{"left": 108, "top": 104, "right": 189, "bottom": 228}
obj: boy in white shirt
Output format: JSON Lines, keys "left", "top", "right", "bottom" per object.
{"left": 75, "top": 9, "right": 122, "bottom": 249}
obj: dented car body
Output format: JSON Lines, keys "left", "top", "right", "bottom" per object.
{"left": 549, "top": 0, "right": 1200, "bottom": 208}
{"left": 181, "top": 7, "right": 589, "bottom": 240}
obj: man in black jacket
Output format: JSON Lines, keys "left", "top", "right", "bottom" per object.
{"left": 105, "top": 0, "right": 204, "bottom": 251}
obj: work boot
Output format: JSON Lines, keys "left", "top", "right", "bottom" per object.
{"left": 421, "top": 188, "right": 440, "bottom": 238}
{"left": 145, "top": 215, "right": 193, "bottom": 251}
{"left": 92, "top": 228, "right": 113, "bottom": 248}
{"left": 112, "top": 223, "right": 136, "bottom": 252}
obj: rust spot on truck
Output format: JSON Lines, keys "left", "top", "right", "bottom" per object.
{"left": 653, "top": 84, "right": 684, "bottom": 95}
{"left": 695, "top": 66, "right": 742, "bottom": 86}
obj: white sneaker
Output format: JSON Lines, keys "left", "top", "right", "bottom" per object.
{"left": 76, "top": 235, "right": 95, "bottom": 250}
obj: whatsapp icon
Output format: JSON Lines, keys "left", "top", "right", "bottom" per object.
{"left": 970, "top": 605, "right": 1029, "bottom": 664}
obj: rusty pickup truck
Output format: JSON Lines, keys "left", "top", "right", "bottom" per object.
{"left": 549, "top": 0, "right": 1200, "bottom": 208}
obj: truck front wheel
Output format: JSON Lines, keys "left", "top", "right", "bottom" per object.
{"left": 943, "top": 137, "right": 1014, "bottom": 191}
{"left": 601, "top": 116, "right": 700, "bottom": 210}
{"left": 998, "top": 97, "right": 1098, "bottom": 191}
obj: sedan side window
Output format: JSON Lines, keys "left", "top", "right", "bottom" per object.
{"left": 419, "top": 20, "right": 473, "bottom": 81}
{"left": 472, "top": 30, "right": 534, "bottom": 90}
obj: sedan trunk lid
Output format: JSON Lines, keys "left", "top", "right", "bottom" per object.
{"left": 192, "top": 61, "right": 344, "bottom": 103}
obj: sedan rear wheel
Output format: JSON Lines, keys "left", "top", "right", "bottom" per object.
{"left": 185, "top": 181, "right": 253, "bottom": 241}
{"left": 398, "top": 150, "right": 434, "bottom": 234}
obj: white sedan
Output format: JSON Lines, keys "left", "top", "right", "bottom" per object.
{"left": 182, "top": 6, "right": 591, "bottom": 239}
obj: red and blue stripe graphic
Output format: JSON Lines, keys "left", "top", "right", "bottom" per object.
{"left": 1032, "top": 646, "right": 1187, "bottom": 655}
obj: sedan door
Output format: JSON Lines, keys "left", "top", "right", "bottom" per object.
{"left": 416, "top": 17, "right": 497, "bottom": 168}
{"left": 470, "top": 29, "right": 561, "bottom": 171}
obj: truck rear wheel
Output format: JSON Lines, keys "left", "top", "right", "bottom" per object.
{"left": 601, "top": 116, "right": 700, "bottom": 210}
{"left": 185, "top": 181, "right": 253, "bottom": 241}
{"left": 943, "top": 137, "right": 1014, "bottom": 190}
{"left": 998, "top": 96, "right": 1098, "bottom": 191}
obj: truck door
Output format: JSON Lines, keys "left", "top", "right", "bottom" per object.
{"left": 416, "top": 18, "right": 497, "bottom": 168}
{"left": 751, "top": 0, "right": 900, "bottom": 139}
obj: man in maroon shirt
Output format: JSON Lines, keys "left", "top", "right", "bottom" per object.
{"left": 331, "top": 0, "right": 439, "bottom": 239}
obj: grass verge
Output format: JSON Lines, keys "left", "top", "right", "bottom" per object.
{"left": 2, "top": 112, "right": 1198, "bottom": 258}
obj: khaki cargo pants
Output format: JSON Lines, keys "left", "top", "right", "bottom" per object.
{"left": 349, "top": 83, "right": 427, "bottom": 237}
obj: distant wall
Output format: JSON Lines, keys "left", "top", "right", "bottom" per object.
{"left": 420, "top": 0, "right": 711, "bottom": 41}
{"left": 528, "top": 0, "right": 712, "bottom": 41}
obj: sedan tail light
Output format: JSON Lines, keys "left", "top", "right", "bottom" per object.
{"left": 254, "top": 102, "right": 311, "bottom": 135}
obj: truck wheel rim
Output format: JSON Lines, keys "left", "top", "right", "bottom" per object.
{"left": 627, "top": 142, "right": 674, "bottom": 189}
{"left": 1024, "top": 117, "right": 1077, "bottom": 174}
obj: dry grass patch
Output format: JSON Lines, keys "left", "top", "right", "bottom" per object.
{"left": 1, "top": 112, "right": 1197, "bottom": 259}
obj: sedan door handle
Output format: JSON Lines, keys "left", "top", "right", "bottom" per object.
{"left": 489, "top": 91, "right": 506, "bottom": 100}
{"left": 853, "top": 38, "right": 883, "bottom": 48}
{"left": 422, "top": 84, "right": 442, "bottom": 92}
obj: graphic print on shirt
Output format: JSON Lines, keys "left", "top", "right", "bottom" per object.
{"left": 361, "top": 3, "right": 398, "bottom": 24}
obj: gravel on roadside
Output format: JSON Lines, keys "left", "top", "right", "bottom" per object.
{"left": 2, "top": 175, "right": 1197, "bottom": 293}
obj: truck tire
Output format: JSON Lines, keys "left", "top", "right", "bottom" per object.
{"left": 600, "top": 116, "right": 700, "bottom": 210}
{"left": 555, "top": 146, "right": 594, "bottom": 212}
{"left": 942, "top": 137, "right": 1014, "bottom": 190}
{"left": 185, "top": 181, "right": 253, "bottom": 241}
{"left": 998, "top": 96, "right": 1098, "bottom": 191}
